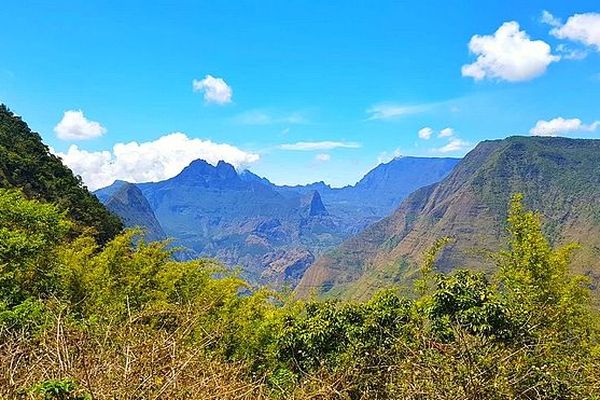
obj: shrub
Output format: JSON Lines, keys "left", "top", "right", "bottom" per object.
{"left": 28, "top": 379, "right": 90, "bottom": 400}
{"left": 428, "top": 270, "right": 513, "bottom": 341}
{"left": 1, "top": 191, "right": 598, "bottom": 399}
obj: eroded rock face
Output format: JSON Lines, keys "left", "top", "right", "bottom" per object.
{"left": 261, "top": 248, "right": 315, "bottom": 287}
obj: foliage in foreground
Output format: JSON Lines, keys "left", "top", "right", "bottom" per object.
{"left": 0, "top": 189, "right": 599, "bottom": 399}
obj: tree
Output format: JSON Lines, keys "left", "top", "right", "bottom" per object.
{"left": 0, "top": 189, "right": 70, "bottom": 306}
{"left": 499, "top": 194, "right": 591, "bottom": 340}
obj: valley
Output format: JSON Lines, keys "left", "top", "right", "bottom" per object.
{"left": 96, "top": 156, "right": 459, "bottom": 286}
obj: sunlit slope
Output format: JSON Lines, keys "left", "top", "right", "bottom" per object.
{"left": 298, "top": 136, "right": 600, "bottom": 300}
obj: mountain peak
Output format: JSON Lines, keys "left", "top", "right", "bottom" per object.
{"left": 216, "top": 160, "right": 238, "bottom": 178}
{"left": 182, "top": 159, "right": 213, "bottom": 174}
{"left": 303, "top": 190, "right": 328, "bottom": 217}
{"left": 173, "top": 159, "right": 242, "bottom": 187}
{"left": 102, "top": 182, "right": 166, "bottom": 242}
{"left": 240, "top": 170, "right": 272, "bottom": 186}
{"left": 94, "top": 180, "right": 136, "bottom": 203}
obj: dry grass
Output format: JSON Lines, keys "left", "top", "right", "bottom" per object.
{"left": 0, "top": 313, "right": 358, "bottom": 400}
{"left": 3, "top": 322, "right": 599, "bottom": 400}
{"left": 2, "top": 309, "right": 598, "bottom": 400}
{"left": 0, "top": 315, "right": 268, "bottom": 399}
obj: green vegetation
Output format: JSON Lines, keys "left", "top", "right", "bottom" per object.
{"left": 1, "top": 188, "right": 599, "bottom": 399}
{"left": 28, "top": 379, "right": 90, "bottom": 400}
{"left": 0, "top": 105, "right": 122, "bottom": 243}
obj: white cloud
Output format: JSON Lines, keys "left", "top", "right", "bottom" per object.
{"left": 54, "top": 132, "right": 259, "bottom": 190}
{"left": 315, "top": 153, "right": 331, "bottom": 162}
{"left": 540, "top": 10, "right": 561, "bottom": 28}
{"left": 279, "top": 141, "right": 361, "bottom": 151}
{"left": 549, "top": 12, "right": 600, "bottom": 51}
{"left": 418, "top": 127, "right": 454, "bottom": 140}
{"left": 433, "top": 138, "right": 471, "bottom": 154}
{"left": 234, "top": 110, "right": 307, "bottom": 125}
{"left": 366, "top": 104, "right": 429, "bottom": 120}
{"left": 192, "top": 75, "right": 232, "bottom": 104}
{"left": 54, "top": 110, "right": 106, "bottom": 140}
{"left": 438, "top": 127, "right": 454, "bottom": 138}
{"left": 529, "top": 117, "right": 600, "bottom": 136}
{"left": 555, "top": 44, "right": 588, "bottom": 60}
{"left": 418, "top": 127, "right": 433, "bottom": 140}
{"left": 426, "top": 129, "right": 469, "bottom": 154}
{"left": 377, "top": 148, "right": 402, "bottom": 164}
{"left": 461, "top": 21, "right": 559, "bottom": 82}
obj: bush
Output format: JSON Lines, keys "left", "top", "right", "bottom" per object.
{"left": 0, "top": 297, "right": 48, "bottom": 336}
{"left": 1, "top": 191, "right": 598, "bottom": 399}
{"left": 0, "top": 189, "right": 70, "bottom": 306}
{"left": 428, "top": 270, "right": 513, "bottom": 341}
{"left": 28, "top": 379, "right": 90, "bottom": 400}
{"left": 277, "top": 290, "right": 412, "bottom": 374}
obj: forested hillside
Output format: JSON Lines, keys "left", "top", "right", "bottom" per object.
{"left": 0, "top": 105, "right": 122, "bottom": 243}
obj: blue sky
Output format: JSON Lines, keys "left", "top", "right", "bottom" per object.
{"left": 1, "top": 1, "right": 599, "bottom": 189}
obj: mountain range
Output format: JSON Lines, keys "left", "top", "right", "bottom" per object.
{"left": 296, "top": 136, "right": 600, "bottom": 300}
{"left": 95, "top": 157, "right": 459, "bottom": 285}
{"left": 3, "top": 103, "right": 600, "bottom": 300}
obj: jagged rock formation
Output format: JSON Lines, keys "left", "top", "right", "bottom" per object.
{"left": 302, "top": 191, "right": 329, "bottom": 217}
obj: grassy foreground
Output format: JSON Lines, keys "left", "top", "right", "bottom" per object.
{"left": 1, "top": 189, "right": 599, "bottom": 399}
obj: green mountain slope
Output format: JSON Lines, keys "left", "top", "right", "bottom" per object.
{"left": 297, "top": 136, "right": 600, "bottom": 300}
{"left": 0, "top": 105, "right": 122, "bottom": 243}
